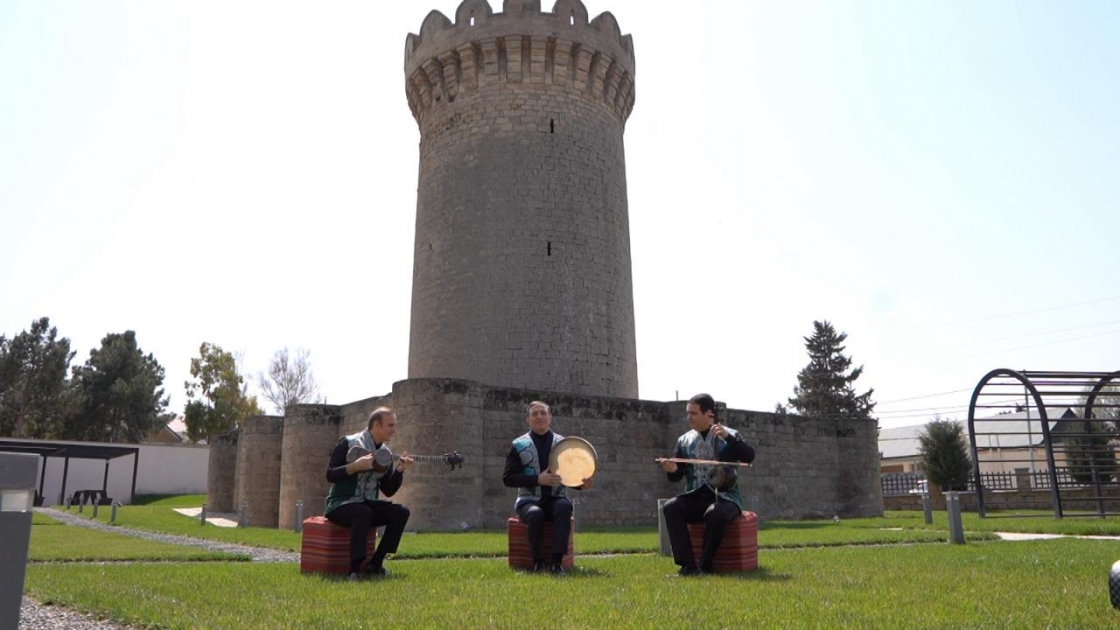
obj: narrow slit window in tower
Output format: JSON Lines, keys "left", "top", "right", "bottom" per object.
{"left": 547, "top": 241, "right": 552, "bottom": 256}
{"left": 470, "top": 16, "right": 475, "bottom": 26}
{"left": 550, "top": 119, "right": 555, "bottom": 133}
{"left": 570, "top": 13, "right": 575, "bottom": 26}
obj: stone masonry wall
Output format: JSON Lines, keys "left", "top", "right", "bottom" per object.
{"left": 233, "top": 415, "right": 283, "bottom": 527}
{"left": 405, "top": 0, "right": 639, "bottom": 399}
{"left": 225, "top": 378, "right": 881, "bottom": 531}
{"left": 376, "top": 378, "right": 880, "bottom": 530}
{"left": 205, "top": 429, "right": 238, "bottom": 513}
{"left": 278, "top": 405, "right": 341, "bottom": 529}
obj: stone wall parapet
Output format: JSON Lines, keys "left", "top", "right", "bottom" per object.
{"left": 405, "top": 0, "right": 635, "bottom": 125}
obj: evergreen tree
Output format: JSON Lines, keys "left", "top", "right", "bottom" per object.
{"left": 918, "top": 418, "right": 972, "bottom": 491}
{"left": 0, "top": 317, "right": 76, "bottom": 438}
{"left": 183, "top": 342, "right": 261, "bottom": 442}
{"left": 787, "top": 320, "right": 876, "bottom": 420}
{"left": 66, "top": 331, "right": 168, "bottom": 443}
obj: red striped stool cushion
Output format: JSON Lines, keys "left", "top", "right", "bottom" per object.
{"left": 507, "top": 517, "right": 575, "bottom": 570}
{"left": 300, "top": 515, "right": 377, "bottom": 574}
{"left": 686, "top": 511, "right": 759, "bottom": 573}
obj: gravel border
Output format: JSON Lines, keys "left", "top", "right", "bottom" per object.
{"left": 20, "top": 598, "right": 139, "bottom": 630}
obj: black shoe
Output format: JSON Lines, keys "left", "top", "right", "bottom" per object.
{"left": 550, "top": 564, "right": 566, "bottom": 575}
{"left": 531, "top": 561, "right": 545, "bottom": 573}
{"left": 367, "top": 565, "right": 390, "bottom": 578}
{"left": 677, "top": 564, "right": 703, "bottom": 577}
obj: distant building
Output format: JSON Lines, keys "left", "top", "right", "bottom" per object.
{"left": 879, "top": 407, "right": 1083, "bottom": 475}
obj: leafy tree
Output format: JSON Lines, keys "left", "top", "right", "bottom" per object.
{"left": 65, "top": 331, "right": 168, "bottom": 443}
{"left": 918, "top": 418, "right": 972, "bottom": 492}
{"left": 1061, "top": 421, "right": 1118, "bottom": 485}
{"left": 183, "top": 342, "right": 261, "bottom": 442}
{"left": 787, "top": 320, "right": 876, "bottom": 420}
{"left": 257, "top": 347, "right": 323, "bottom": 414}
{"left": 0, "top": 317, "right": 75, "bottom": 438}
{"left": 1062, "top": 383, "right": 1120, "bottom": 484}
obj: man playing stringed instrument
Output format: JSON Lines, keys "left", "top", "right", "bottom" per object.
{"left": 324, "top": 406, "right": 414, "bottom": 580}
{"left": 502, "top": 401, "right": 593, "bottom": 575}
{"left": 660, "top": 393, "right": 755, "bottom": 576}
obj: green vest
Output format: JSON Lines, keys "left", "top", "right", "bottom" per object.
{"left": 677, "top": 428, "right": 745, "bottom": 509}
{"left": 325, "top": 431, "right": 393, "bottom": 515}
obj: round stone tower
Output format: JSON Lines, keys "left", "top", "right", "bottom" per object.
{"left": 405, "top": 0, "right": 638, "bottom": 398}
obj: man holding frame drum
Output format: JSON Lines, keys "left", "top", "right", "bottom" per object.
{"left": 660, "top": 393, "right": 755, "bottom": 576}
{"left": 502, "top": 401, "right": 594, "bottom": 574}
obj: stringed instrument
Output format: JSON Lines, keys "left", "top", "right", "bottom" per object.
{"left": 655, "top": 457, "right": 751, "bottom": 492}
{"left": 348, "top": 445, "right": 464, "bottom": 472}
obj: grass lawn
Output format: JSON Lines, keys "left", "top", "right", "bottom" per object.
{"left": 59, "top": 498, "right": 1002, "bottom": 555}
{"left": 25, "top": 539, "right": 1120, "bottom": 629}
{"left": 29, "top": 520, "right": 247, "bottom": 562}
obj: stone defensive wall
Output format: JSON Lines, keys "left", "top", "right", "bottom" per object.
{"left": 213, "top": 378, "right": 882, "bottom": 530}
{"left": 404, "top": 0, "right": 635, "bottom": 126}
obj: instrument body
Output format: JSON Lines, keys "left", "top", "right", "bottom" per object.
{"left": 548, "top": 437, "right": 598, "bottom": 487}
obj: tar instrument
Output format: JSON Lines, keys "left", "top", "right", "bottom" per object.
{"left": 347, "top": 446, "right": 464, "bottom": 472}
{"left": 548, "top": 437, "right": 598, "bottom": 488}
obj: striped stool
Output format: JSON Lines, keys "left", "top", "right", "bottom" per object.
{"left": 300, "top": 516, "right": 377, "bottom": 574}
{"left": 686, "top": 511, "right": 759, "bottom": 573}
{"left": 507, "top": 517, "right": 575, "bottom": 570}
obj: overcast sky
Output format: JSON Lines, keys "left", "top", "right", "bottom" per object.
{"left": 2, "top": 1, "right": 1118, "bottom": 430}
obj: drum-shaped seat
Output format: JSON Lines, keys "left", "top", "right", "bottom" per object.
{"left": 507, "top": 517, "right": 575, "bottom": 570}
{"left": 686, "top": 511, "right": 759, "bottom": 573}
{"left": 300, "top": 516, "right": 377, "bottom": 574}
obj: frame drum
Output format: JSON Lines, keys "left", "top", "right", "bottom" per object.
{"left": 549, "top": 437, "right": 598, "bottom": 487}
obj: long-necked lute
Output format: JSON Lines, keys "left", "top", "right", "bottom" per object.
{"left": 348, "top": 445, "right": 464, "bottom": 472}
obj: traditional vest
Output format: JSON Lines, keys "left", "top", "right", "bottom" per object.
{"left": 512, "top": 430, "right": 566, "bottom": 509}
{"left": 677, "top": 427, "right": 745, "bottom": 509}
{"left": 324, "top": 429, "right": 393, "bottom": 515}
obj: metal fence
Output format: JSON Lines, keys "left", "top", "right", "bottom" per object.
{"left": 881, "top": 469, "right": 1098, "bottom": 496}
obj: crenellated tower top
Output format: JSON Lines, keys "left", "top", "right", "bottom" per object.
{"left": 404, "top": 0, "right": 636, "bottom": 126}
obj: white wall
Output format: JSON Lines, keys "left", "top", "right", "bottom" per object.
{"left": 27, "top": 440, "right": 209, "bottom": 505}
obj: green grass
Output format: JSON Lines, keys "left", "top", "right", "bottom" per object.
{"left": 58, "top": 501, "right": 1000, "bottom": 555}
{"left": 880, "top": 510, "right": 1120, "bottom": 536}
{"left": 29, "top": 523, "right": 247, "bottom": 562}
{"left": 25, "top": 539, "right": 1120, "bottom": 629}
{"left": 131, "top": 494, "right": 208, "bottom": 507}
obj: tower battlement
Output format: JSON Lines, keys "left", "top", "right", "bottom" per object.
{"left": 405, "top": 0, "right": 636, "bottom": 125}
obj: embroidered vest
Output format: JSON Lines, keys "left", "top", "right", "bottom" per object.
{"left": 512, "top": 430, "right": 566, "bottom": 509}
{"left": 677, "top": 427, "right": 745, "bottom": 509}
{"left": 324, "top": 431, "right": 393, "bottom": 515}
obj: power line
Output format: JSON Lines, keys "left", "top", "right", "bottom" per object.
{"left": 962, "top": 327, "right": 1120, "bottom": 358}
{"left": 947, "top": 295, "right": 1120, "bottom": 326}
{"left": 877, "top": 388, "right": 972, "bottom": 405}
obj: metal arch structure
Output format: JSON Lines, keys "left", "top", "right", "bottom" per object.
{"left": 967, "top": 369, "right": 1120, "bottom": 519}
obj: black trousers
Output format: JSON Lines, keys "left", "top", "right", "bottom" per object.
{"left": 516, "top": 496, "right": 573, "bottom": 564}
{"left": 662, "top": 487, "right": 741, "bottom": 571}
{"left": 325, "top": 500, "right": 411, "bottom": 574}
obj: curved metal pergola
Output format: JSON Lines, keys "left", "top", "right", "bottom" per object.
{"left": 966, "top": 369, "right": 1120, "bottom": 518}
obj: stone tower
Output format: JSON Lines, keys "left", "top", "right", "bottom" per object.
{"left": 404, "top": 0, "right": 638, "bottom": 398}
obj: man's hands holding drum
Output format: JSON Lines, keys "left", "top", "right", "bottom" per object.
{"left": 537, "top": 469, "right": 563, "bottom": 487}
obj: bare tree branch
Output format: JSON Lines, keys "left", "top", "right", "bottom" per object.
{"left": 257, "top": 347, "right": 322, "bottom": 415}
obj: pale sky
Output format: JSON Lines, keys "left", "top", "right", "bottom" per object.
{"left": 2, "top": 1, "right": 1117, "bottom": 430}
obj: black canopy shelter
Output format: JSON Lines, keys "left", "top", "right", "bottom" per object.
{"left": 0, "top": 439, "right": 140, "bottom": 505}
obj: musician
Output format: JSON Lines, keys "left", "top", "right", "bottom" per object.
{"left": 502, "top": 400, "right": 593, "bottom": 574}
{"left": 324, "top": 406, "right": 414, "bottom": 580}
{"left": 661, "top": 393, "right": 755, "bottom": 576}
